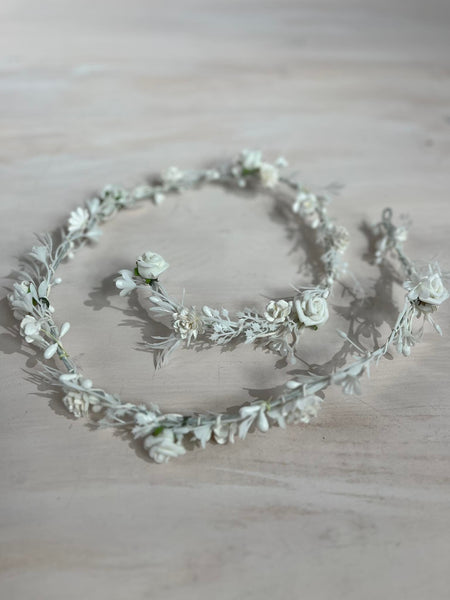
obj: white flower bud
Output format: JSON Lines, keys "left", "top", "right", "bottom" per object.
{"left": 257, "top": 409, "right": 269, "bottom": 432}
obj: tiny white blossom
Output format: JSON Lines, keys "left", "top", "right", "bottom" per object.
{"left": 163, "top": 166, "right": 184, "bottom": 186}
{"left": 68, "top": 207, "right": 89, "bottom": 234}
{"left": 143, "top": 429, "right": 186, "bottom": 463}
{"left": 20, "top": 315, "right": 43, "bottom": 343}
{"left": 259, "top": 162, "right": 279, "bottom": 188}
{"left": 275, "top": 156, "right": 288, "bottom": 168}
{"left": 292, "top": 192, "right": 320, "bottom": 228}
{"left": 288, "top": 395, "right": 322, "bottom": 424}
{"left": 9, "top": 281, "right": 34, "bottom": 319}
{"left": 153, "top": 192, "right": 165, "bottom": 205}
{"left": 102, "top": 184, "right": 129, "bottom": 208}
{"left": 204, "top": 169, "right": 220, "bottom": 181}
{"left": 292, "top": 191, "right": 317, "bottom": 215}
{"left": 115, "top": 269, "right": 137, "bottom": 296}
{"left": 394, "top": 226, "right": 408, "bottom": 243}
{"left": 136, "top": 251, "right": 169, "bottom": 280}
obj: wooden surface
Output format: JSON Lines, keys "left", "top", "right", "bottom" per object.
{"left": 1, "top": 1, "right": 450, "bottom": 598}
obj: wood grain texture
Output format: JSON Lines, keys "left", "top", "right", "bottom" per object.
{"left": 1, "top": 1, "right": 449, "bottom": 598}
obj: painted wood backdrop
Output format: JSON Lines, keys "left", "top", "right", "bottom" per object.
{"left": 1, "top": 1, "right": 449, "bottom": 598}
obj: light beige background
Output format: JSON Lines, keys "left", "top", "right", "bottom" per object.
{"left": 1, "top": 1, "right": 450, "bottom": 599}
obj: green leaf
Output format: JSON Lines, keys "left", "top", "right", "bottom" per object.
{"left": 152, "top": 425, "right": 164, "bottom": 437}
{"left": 241, "top": 167, "right": 259, "bottom": 176}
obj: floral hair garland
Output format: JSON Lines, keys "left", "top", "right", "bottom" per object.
{"left": 114, "top": 150, "right": 350, "bottom": 367}
{"left": 8, "top": 152, "right": 448, "bottom": 464}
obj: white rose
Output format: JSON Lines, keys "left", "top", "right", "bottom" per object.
{"left": 136, "top": 251, "right": 169, "bottom": 280}
{"left": 143, "top": 429, "right": 186, "bottom": 464}
{"left": 294, "top": 291, "right": 329, "bottom": 327}
{"left": 264, "top": 299, "right": 292, "bottom": 324}
{"left": 416, "top": 273, "right": 449, "bottom": 306}
{"left": 259, "top": 162, "right": 279, "bottom": 188}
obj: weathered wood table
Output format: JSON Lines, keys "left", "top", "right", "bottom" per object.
{"left": 1, "top": 1, "right": 449, "bottom": 598}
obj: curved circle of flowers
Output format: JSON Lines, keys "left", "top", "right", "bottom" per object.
{"left": 8, "top": 151, "right": 448, "bottom": 463}
{"left": 114, "top": 150, "right": 350, "bottom": 367}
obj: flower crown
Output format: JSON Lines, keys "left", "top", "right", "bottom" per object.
{"left": 8, "top": 151, "right": 448, "bottom": 464}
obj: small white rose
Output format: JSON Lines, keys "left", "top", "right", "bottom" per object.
{"left": 294, "top": 291, "right": 329, "bottom": 328}
{"left": 416, "top": 273, "right": 449, "bottom": 306}
{"left": 264, "top": 299, "right": 292, "bottom": 324}
{"left": 136, "top": 251, "right": 169, "bottom": 280}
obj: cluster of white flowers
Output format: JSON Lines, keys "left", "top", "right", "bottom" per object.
{"left": 117, "top": 254, "right": 332, "bottom": 366}
{"left": 8, "top": 152, "right": 448, "bottom": 465}
{"left": 229, "top": 149, "right": 285, "bottom": 189}
{"left": 292, "top": 191, "right": 320, "bottom": 228}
